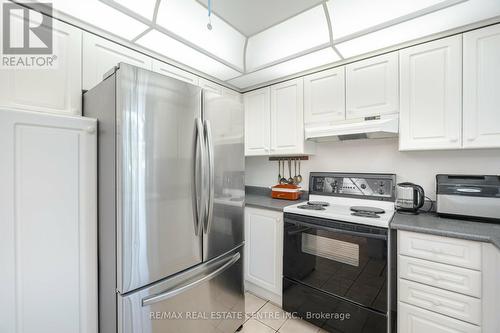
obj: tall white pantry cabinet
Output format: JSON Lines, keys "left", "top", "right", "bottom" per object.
{"left": 0, "top": 109, "right": 98, "bottom": 333}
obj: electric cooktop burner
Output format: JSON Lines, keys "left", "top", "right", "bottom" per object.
{"left": 298, "top": 204, "right": 326, "bottom": 210}
{"left": 351, "top": 211, "right": 381, "bottom": 218}
{"left": 349, "top": 206, "right": 385, "bottom": 218}
{"left": 350, "top": 206, "right": 385, "bottom": 214}
{"left": 307, "top": 201, "right": 330, "bottom": 207}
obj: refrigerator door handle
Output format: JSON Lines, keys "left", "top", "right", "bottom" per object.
{"left": 141, "top": 252, "right": 240, "bottom": 307}
{"left": 203, "top": 119, "right": 215, "bottom": 234}
{"left": 192, "top": 118, "right": 206, "bottom": 236}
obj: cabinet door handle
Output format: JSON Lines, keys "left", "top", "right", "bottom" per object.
{"left": 86, "top": 126, "right": 96, "bottom": 134}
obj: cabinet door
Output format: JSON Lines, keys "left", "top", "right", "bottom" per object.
{"left": 270, "top": 78, "right": 305, "bottom": 155}
{"left": 0, "top": 13, "right": 82, "bottom": 115}
{"left": 151, "top": 59, "right": 199, "bottom": 85}
{"left": 463, "top": 24, "right": 500, "bottom": 148}
{"left": 199, "top": 77, "right": 223, "bottom": 95}
{"left": 398, "top": 255, "right": 481, "bottom": 298}
{"left": 304, "top": 67, "right": 345, "bottom": 125}
{"left": 399, "top": 35, "right": 462, "bottom": 150}
{"left": 82, "top": 33, "right": 152, "bottom": 90}
{"left": 398, "top": 302, "right": 481, "bottom": 333}
{"left": 244, "top": 208, "right": 283, "bottom": 296}
{"left": 244, "top": 87, "right": 271, "bottom": 156}
{"left": 0, "top": 109, "right": 97, "bottom": 333}
{"left": 346, "top": 52, "right": 398, "bottom": 119}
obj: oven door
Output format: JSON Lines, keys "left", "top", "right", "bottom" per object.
{"left": 283, "top": 213, "right": 388, "bottom": 314}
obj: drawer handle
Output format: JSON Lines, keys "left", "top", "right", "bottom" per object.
{"left": 433, "top": 248, "right": 444, "bottom": 255}
{"left": 431, "top": 273, "right": 442, "bottom": 282}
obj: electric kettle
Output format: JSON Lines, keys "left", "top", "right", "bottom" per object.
{"left": 396, "top": 182, "right": 425, "bottom": 214}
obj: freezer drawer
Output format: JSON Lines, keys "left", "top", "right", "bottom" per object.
{"left": 118, "top": 246, "right": 244, "bottom": 333}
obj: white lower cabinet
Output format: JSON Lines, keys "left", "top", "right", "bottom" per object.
{"left": 0, "top": 109, "right": 97, "bottom": 333}
{"left": 398, "top": 302, "right": 481, "bottom": 333}
{"left": 244, "top": 207, "right": 283, "bottom": 304}
{"left": 0, "top": 12, "right": 82, "bottom": 115}
{"left": 463, "top": 23, "right": 500, "bottom": 148}
{"left": 398, "top": 230, "right": 500, "bottom": 333}
{"left": 83, "top": 33, "right": 153, "bottom": 90}
{"left": 399, "top": 279, "right": 482, "bottom": 325}
{"left": 399, "top": 35, "right": 462, "bottom": 151}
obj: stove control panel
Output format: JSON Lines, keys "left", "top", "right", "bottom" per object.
{"left": 310, "top": 173, "right": 396, "bottom": 201}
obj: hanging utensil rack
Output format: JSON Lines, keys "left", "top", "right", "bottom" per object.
{"left": 268, "top": 156, "right": 309, "bottom": 161}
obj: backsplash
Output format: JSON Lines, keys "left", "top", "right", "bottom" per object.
{"left": 245, "top": 138, "right": 500, "bottom": 199}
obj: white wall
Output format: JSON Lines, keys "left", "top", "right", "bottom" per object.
{"left": 245, "top": 138, "right": 500, "bottom": 199}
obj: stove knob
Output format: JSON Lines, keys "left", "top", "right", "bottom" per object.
{"left": 378, "top": 189, "right": 384, "bottom": 194}
{"left": 361, "top": 184, "right": 366, "bottom": 189}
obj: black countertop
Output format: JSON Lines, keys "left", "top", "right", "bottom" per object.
{"left": 245, "top": 186, "right": 307, "bottom": 212}
{"left": 391, "top": 212, "right": 500, "bottom": 249}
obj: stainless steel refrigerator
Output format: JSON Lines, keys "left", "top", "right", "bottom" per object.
{"left": 84, "top": 63, "right": 245, "bottom": 333}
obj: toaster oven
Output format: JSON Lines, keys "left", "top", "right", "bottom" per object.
{"left": 436, "top": 174, "right": 500, "bottom": 222}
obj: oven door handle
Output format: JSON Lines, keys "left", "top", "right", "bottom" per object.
{"left": 331, "top": 228, "right": 387, "bottom": 240}
{"left": 287, "top": 227, "right": 312, "bottom": 235}
{"left": 288, "top": 220, "right": 387, "bottom": 240}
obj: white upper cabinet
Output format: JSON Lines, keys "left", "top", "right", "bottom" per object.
{"left": 270, "top": 78, "right": 313, "bottom": 155}
{"left": 0, "top": 14, "right": 82, "bottom": 115}
{"left": 304, "top": 67, "right": 346, "bottom": 126}
{"left": 345, "top": 52, "right": 399, "bottom": 119}
{"left": 151, "top": 59, "right": 199, "bottom": 86}
{"left": 399, "top": 35, "right": 462, "bottom": 151}
{"left": 244, "top": 87, "right": 271, "bottom": 156}
{"left": 463, "top": 24, "right": 500, "bottom": 149}
{"left": 82, "top": 33, "right": 153, "bottom": 90}
{"left": 198, "top": 77, "right": 224, "bottom": 95}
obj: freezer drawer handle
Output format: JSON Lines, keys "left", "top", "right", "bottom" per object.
{"left": 141, "top": 252, "right": 240, "bottom": 307}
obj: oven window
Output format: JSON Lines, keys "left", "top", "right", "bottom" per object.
{"left": 301, "top": 233, "right": 360, "bottom": 267}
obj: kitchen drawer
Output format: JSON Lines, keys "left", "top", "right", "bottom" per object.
{"left": 398, "top": 302, "right": 481, "bottom": 333}
{"left": 399, "top": 279, "right": 481, "bottom": 325}
{"left": 398, "top": 255, "right": 481, "bottom": 298}
{"left": 399, "top": 231, "right": 481, "bottom": 270}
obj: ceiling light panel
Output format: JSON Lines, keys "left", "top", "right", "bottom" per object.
{"left": 327, "top": 0, "right": 458, "bottom": 40}
{"left": 156, "top": 0, "right": 246, "bottom": 70}
{"left": 136, "top": 29, "right": 242, "bottom": 81}
{"left": 245, "top": 5, "right": 330, "bottom": 72}
{"left": 335, "top": 0, "right": 500, "bottom": 58}
{"left": 51, "top": 0, "right": 149, "bottom": 40}
{"left": 229, "top": 47, "right": 340, "bottom": 89}
{"left": 101, "top": 0, "right": 158, "bottom": 21}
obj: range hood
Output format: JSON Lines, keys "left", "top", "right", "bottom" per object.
{"left": 305, "top": 114, "right": 399, "bottom": 142}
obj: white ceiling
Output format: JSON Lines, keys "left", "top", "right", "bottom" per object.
{"left": 35, "top": 0, "right": 500, "bottom": 90}
{"left": 196, "top": 0, "right": 325, "bottom": 36}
